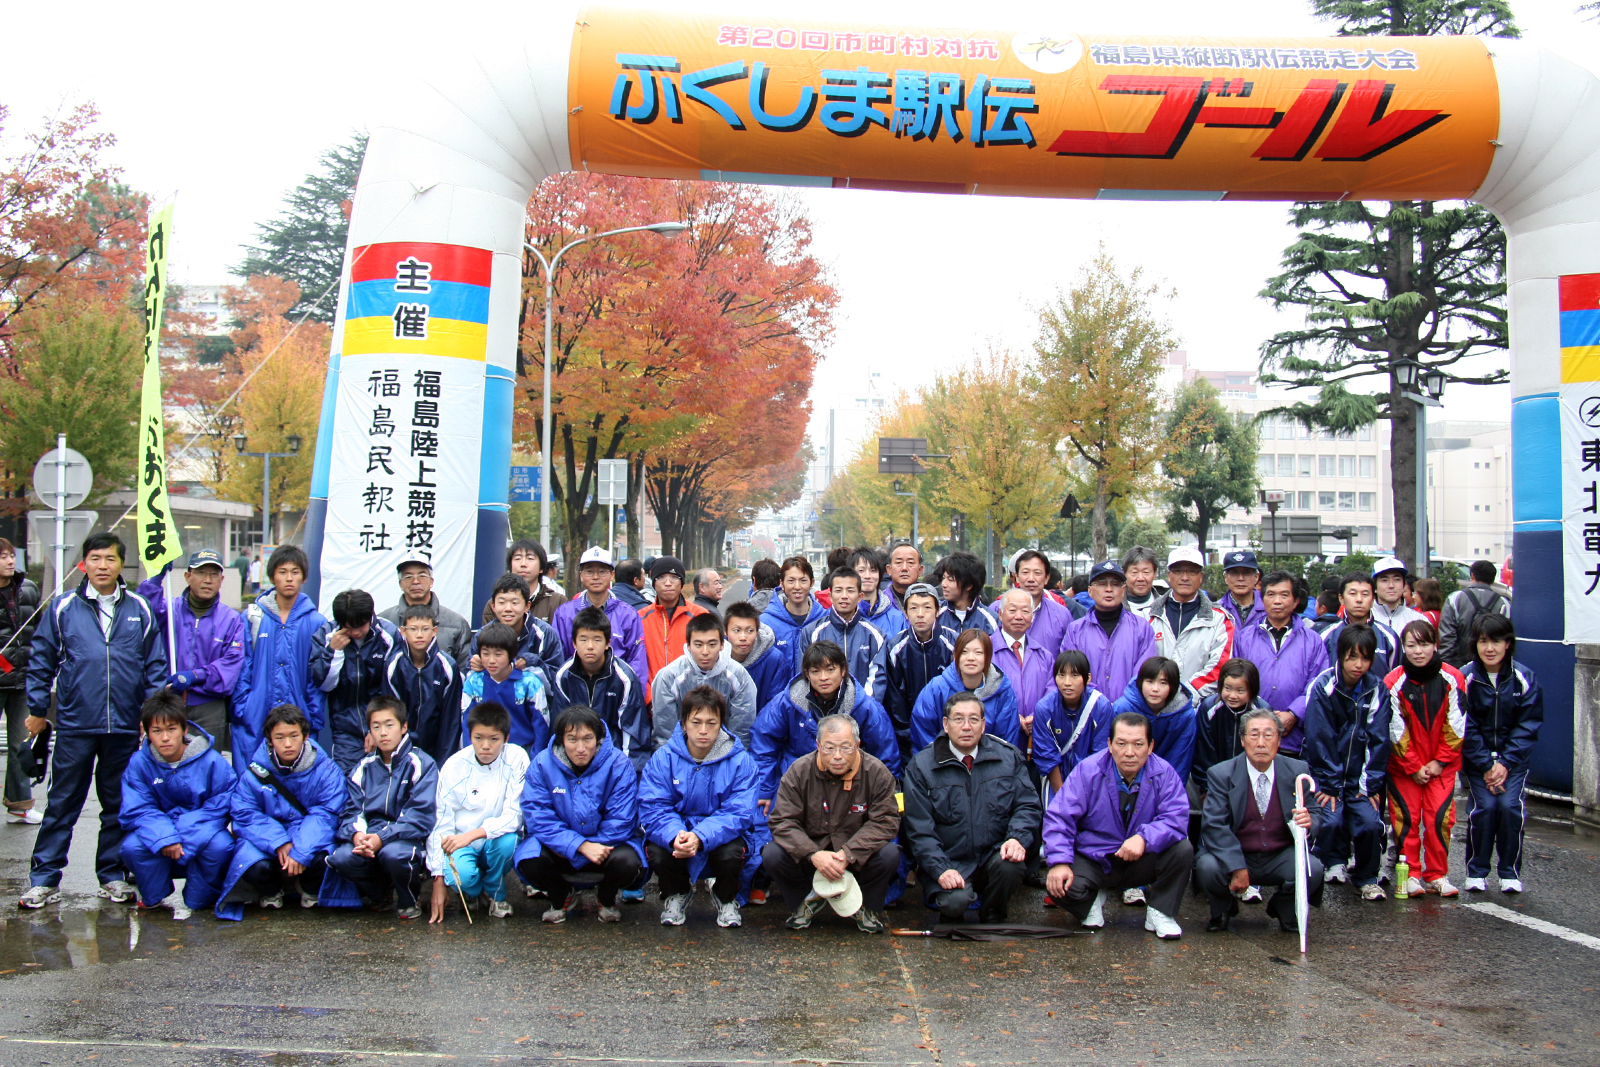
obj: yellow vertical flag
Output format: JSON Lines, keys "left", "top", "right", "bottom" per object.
{"left": 137, "top": 203, "right": 182, "bottom": 577}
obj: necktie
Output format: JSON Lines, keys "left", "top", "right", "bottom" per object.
{"left": 962, "top": 754, "right": 973, "bottom": 770}
{"left": 1255, "top": 772, "right": 1272, "bottom": 816}
{"left": 1012, "top": 639, "right": 1023, "bottom": 658}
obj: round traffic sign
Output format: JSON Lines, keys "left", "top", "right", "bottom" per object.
{"left": 30, "top": 447, "right": 94, "bottom": 510}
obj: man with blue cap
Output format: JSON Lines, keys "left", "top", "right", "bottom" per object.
{"left": 1059, "top": 561, "right": 1157, "bottom": 704}
{"left": 1219, "top": 550, "right": 1266, "bottom": 633}
{"left": 137, "top": 549, "right": 247, "bottom": 758}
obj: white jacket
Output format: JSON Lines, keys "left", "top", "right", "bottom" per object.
{"left": 1372, "top": 600, "right": 1429, "bottom": 636}
{"left": 425, "top": 742, "right": 531, "bottom": 876}
{"left": 1146, "top": 592, "right": 1234, "bottom": 698}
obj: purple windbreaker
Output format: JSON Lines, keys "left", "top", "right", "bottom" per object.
{"left": 989, "top": 592, "right": 1075, "bottom": 658}
{"left": 1041, "top": 748, "right": 1189, "bottom": 873}
{"left": 992, "top": 634, "right": 1056, "bottom": 733}
{"left": 136, "top": 578, "right": 247, "bottom": 707}
{"left": 1231, "top": 615, "right": 1329, "bottom": 755}
{"left": 1059, "top": 607, "right": 1157, "bottom": 703}
{"left": 551, "top": 591, "right": 648, "bottom": 685}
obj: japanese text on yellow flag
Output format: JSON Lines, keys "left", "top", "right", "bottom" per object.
{"left": 137, "top": 203, "right": 182, "bottom": 577}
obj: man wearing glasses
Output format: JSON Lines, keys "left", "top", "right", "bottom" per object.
{"left": 378, "top": 555, "right": 471, "bottom": 665}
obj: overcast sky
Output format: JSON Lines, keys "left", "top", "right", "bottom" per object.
{"left": 7, "top": 0, "right": 1600, "bottom": 468}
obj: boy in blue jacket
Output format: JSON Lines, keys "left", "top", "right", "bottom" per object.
{"left": 460, "top": 621, "right": 550, "bottom": 753}
{"left": 328, "top": 696, "right": 439, "bottom": 919}
{"left": 217, "top": 703, "right": 348, "bottom": 918}
{"left": 232, "top": 545, "right": 328, "bottom": 763}
{"left": 384, "top": 605, "right": 463, "bottom": 764}
{"left": 118, "top": 691, "right": 237, "bottom": 920}
{"left": 548, "top": 608, "right": 649, "bottom": 769}
{"left": 724, "top": 601, "right": 788, "bottom": 712}
{"left": 311, "top": 589, "right": 401, "bottom": 773}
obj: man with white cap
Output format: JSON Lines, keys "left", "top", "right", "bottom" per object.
{"left": 1146, "top": 546, "right": 1234, "bottom": 699}
{"left": 551, "top": 547, "right": 648, "bottom": 683}
{"left": 761, "top": 714, "right": 901, "bottom": 934}
{"left": 1370, "top": 557, "right": 1428, "bottom": 634}
{"left": 378, "top": 555, "right": 471, "bottom": 664}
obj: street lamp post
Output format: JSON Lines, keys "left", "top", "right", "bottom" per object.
{"left": 1395, "top": 361, "right": 1446, "bottom": 575}
{"left": 233, "top": 432, "right": 302, "bottom": 551}
{"left": 524, "top": 221, "right": 688, "bottom": 547}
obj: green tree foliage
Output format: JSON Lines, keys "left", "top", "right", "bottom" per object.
{"left": 1162, "top": 378, "right": 1260, "bottom": 559}
{"left": 1259, "top": 0, "right": 1518, "bottom": 574}
{"left": 0, "top": 297, "right": 141, "bottom": 506}
{"left": 1114, "top": 516, "right": 1174, "bottom": 561}
{"left": 237, "top": 132, "right": 367, "bottom": 323}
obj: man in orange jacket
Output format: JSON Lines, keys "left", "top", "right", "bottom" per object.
{"left": 638, "top": 557, "right": 706, "bottom": 701}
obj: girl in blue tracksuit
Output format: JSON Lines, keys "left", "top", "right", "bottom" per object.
{"left": 217, "top": 703, "right": 349, "bottom": 919}
{"left": 118, "top": 692, "right": 237, "bottom": 918}
{"left": 1459, "top": 614, "right": 1543, "bottom": 892}
{"left": 1110, "top": 657, "right": 1197, "bottom": 786}
{"left": 514, "top": 706, "right": 644, "bottom": 922}
{"left": 1032, "top": 649, "right": 1115, "bottom": 791}
{"left": 910, "top": 631, "right": 1021, "bottom": 753}
{"left": 639, "top": 687, "right": 760, "bottom": 927}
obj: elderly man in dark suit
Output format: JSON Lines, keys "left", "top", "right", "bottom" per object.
{"left": 1196, "top": 707, "right": 1324, "bottom": 933}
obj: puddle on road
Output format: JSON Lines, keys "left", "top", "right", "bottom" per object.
{"left": 0, "top": 897, "right": 225, "bottom": 974}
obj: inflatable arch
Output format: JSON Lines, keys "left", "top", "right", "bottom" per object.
{"left": 305, "top": 4, "right": 1600, "bottom": 788}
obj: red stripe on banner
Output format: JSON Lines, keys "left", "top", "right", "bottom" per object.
{"left": 350, "top": 242, "right": 493, "bottom": 287}
{"left": 1559, "top": 273, "right": 1600, "bottom": 313}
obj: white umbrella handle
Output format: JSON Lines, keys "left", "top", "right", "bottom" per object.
{"left": 1295, "top": 773, "right": 1316, "bottom": 808}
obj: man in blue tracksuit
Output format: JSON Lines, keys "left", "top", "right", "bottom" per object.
{"left": 310, "top": 589, "right": 401, "bottom": 773}
{"left": 232, "top": 545, "right": 328, "bottom": 763}
{"left": 762, "top": 557, "right": 826, "bottom": 679}
{"left": 724, "top": 602, "right": 789, "bottom": 711}
{"left": 548, "top": 606, "right": 651, "bottom": 770}
{"left": 117, "top": 691, "right": 236, "bottom": 918}
{"left": 804, "top": 568, "right": 890, "bottom": 702}
{"left": 22, "top": 532, "right": 166, "bottom": 908}
{"left": 881, "top": 583, "right": 955, "bottom": 766}
{"left": 384, "top": 605, "right": 464, "bottom": 764}
{"left": 327, "top": 696, "right": 439, "bottom": 919}
{"left": 465, "top": 573, "right": 562, "bottom": 677}
{"left": 936, "top": 551, "right": 999, "bottom": 637}
{"left": 850, "top": 548, "right": 908, "bottom": 641}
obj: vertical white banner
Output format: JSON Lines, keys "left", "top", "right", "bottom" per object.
{"left": 1560, "top": 272, "right": 1600, "bottom": 642}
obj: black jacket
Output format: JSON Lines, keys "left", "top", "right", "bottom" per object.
{"left": 0, "top": 577, "right": 41, "bottom": 689}
{"left": 902, "top": 732, "right": 1041, "bottom": 889}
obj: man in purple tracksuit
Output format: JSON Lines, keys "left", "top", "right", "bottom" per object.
{"left": 1058, "top": 562, "right": 1157, "bottom": 704}
{"left": 1230, "top": 570, "right": 1329, "bottom": 756}
{"left": 137, "top": 550, "right": 247, "bottom": 758}
{"left": 990, "top": 549, "right": 1081, "bottom": 655}
{"left": 992, "top": 589, "right": 1056, "bottom": 735}
{"left": 1218, "top": 550, "right": 1267, "bottom": 633}
{"left": 1042, "top": 710, "right": 1193, "bottom": 938}
{"left": 550, "top": 547, "right": 648, "bottom": 684}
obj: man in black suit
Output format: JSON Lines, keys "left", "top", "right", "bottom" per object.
{"left": 1197, "top": 707, "right": 1324, "bottom": 933}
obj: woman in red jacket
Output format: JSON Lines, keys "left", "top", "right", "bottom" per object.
{"left": 1385, "top": 619, "right": 1467, "bottom": 898}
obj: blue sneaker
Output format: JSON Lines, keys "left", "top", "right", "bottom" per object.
{"left": 620, "top": 887, "right": 645, "bottom": 904}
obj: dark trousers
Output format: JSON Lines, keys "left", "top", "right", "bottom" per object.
{"left": 2, "top": 689, "right": 33, "bottom": 808}
{"left": 30, "top": 732, "right": 141, "bottom": 887}
{"left": 1312, "top": 794, "right": 1385, "bottom": 887}
{"left": 242, "top": 854, "right": 328, "bottom": 896}
{"left": 928, "top": 851, "right": 1025, "bottom": 922}
{"left": 760, "top": 841, "right": 902, "bottom": 913}
{"left": 331, "top": 731, "right": 368, "bottom": 776}
{"left": 1196, "top": 846, "right": 1324, "bottom": 919}
{"left": 185, "top": 699, "right": 230, "bottom": 758}
{"left": 517, "top": 848, "right": 643, "bottom": 907}
{"left": 1464, "top": 769, "right": 1529, "bottom": 879}
{"left": 329, "top": 840, "right": 428, "bottom": 909}
{"left": 1061, "top": 838, "right": 1194, "bottom": 919}
{"left": 647, "top": 840, "right": 744, "bottom": 903}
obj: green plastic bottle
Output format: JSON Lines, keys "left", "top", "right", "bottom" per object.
{"left": 1394, "top": 854, "right": 1410, "bottom": 898}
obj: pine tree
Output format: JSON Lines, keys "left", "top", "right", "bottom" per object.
{"left": 1259, "top": 0, "right": 1517, "bottom": 572}
{"left": 236, "top": 133, "right": 367, "bottom": 323}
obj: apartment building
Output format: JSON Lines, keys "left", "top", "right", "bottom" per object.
{"left": 1425, "top": 421, "right": 1512, "bottom": 563}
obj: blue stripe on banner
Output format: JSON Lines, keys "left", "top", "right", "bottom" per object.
{"left": 346, "top": 279, "right": 490, "bottom": 324}
{"left": 1560, "top": 308, "right": 1600, "bottom": 349}
{"left": 1512, "top": 393, "right": 1560, "bottom": 524}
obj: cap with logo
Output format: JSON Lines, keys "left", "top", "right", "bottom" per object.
{"left": 1222, "top": 549, "right": 1259, "bottom": 573}
{"left": 395, "top": 553, "right": 433, "bottom": 573}
{"left": 1371, "top": 555, "right": 1408, "bottom": 578}
{"left": 1088, "top": 560, "right": 1125, "bottom": 583}
{"left": 1166, "top": 545, "right": 1205, "bottom": 570}
{"left": 579, "top": 546, "right": 615, "bottom": 569}
{"left": 186, "top": 549, "right": 224, "bottom": 571}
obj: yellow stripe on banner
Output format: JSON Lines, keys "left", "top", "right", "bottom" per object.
{"left": 1561, "top": 345, "right": 1600, "bottom": 383}
{"left": 343, "top": 317, "right": 488, "bottom": 362}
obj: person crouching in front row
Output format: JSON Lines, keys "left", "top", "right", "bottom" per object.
{"left": 427, "top": 700, "right": 530, "bottom": 922}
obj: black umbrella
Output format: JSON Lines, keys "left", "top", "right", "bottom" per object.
{"left": 892, "top": 923, "right": 1080, "bottom": 941}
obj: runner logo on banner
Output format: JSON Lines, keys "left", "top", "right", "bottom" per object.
{"left": 137, "top": 203, "right": 183, "bottom": 577}
{"left": 1560, "top": 272, "right": 1600, "bottom": 642}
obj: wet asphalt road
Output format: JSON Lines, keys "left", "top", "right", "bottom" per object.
{"left": 0, "top": 798, "right": 1593, "bottom": 1066}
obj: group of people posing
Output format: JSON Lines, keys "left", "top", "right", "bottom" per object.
{"left": 0, "top": 531, "right": 1540, "bottom": 939}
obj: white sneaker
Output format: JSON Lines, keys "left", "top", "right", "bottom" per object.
{"left": 161, "top": 892, "right": 192, "bottom": 921}
{"left": 1424, "top": 877, "right": 1459, "bottom": 898}
{"left": 7, "top": 809, "right": 41, "bottom": 825}
{"left": 1404, "top": 877, "right": 1425, "bottom": 898}
{"left": 659, "top": 893, "right": 690, "bottom": 926}
{"left": 1325, "top": 864, "right": 1349, "bottom": 885}
{"left": 18, "top": 885, "right": 60, "bottom": 909}
{"left": 597, "top": 904, "right": 622, "bottom": 923}
{"left": 259, "top": 890, "right": 284, "bottom": 909}
{"left": 1081, "top": 889, "right": 1107, "bottom": 929}
{"left": 487, "top": 898, "right": 513, "bottom": 918}
{"left": 1122, "top": 887, "right": 1146, "bottom": 906}
{"left": 300, "top": 890, "right": 318, "bottom": 909}
{"left": 1144, "top": 907, "right": 1182, "bottom": 940}
{"left": 1237, "top": 885, "right": 1263, "bottom": 903}
{"left": 1463, "top": 877, "right": 1488, "bottom": 893}
{"left": 541, "top": 905, "right": 567, "bottom": 924}
{"left": 715, "top": 900, "right": 742, "bottom": 928}
{"left": 1360, "top": 883, "right": 1387, "bottom": 901}
{"left": 98, "top": 880, "right": 135, "bottom": 904}
{"left": 1500, "top": 878, "right": 1523, "bottom": 894}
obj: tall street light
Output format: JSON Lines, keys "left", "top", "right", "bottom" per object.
{"left": 1395, "top": 361, "right": 1447, "bottom": 575}
{"left": 524, "top": 221, "right": 688, "bottom": 546}
{"left": 233, "top": 432, "right": 302, "bottom": 551}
